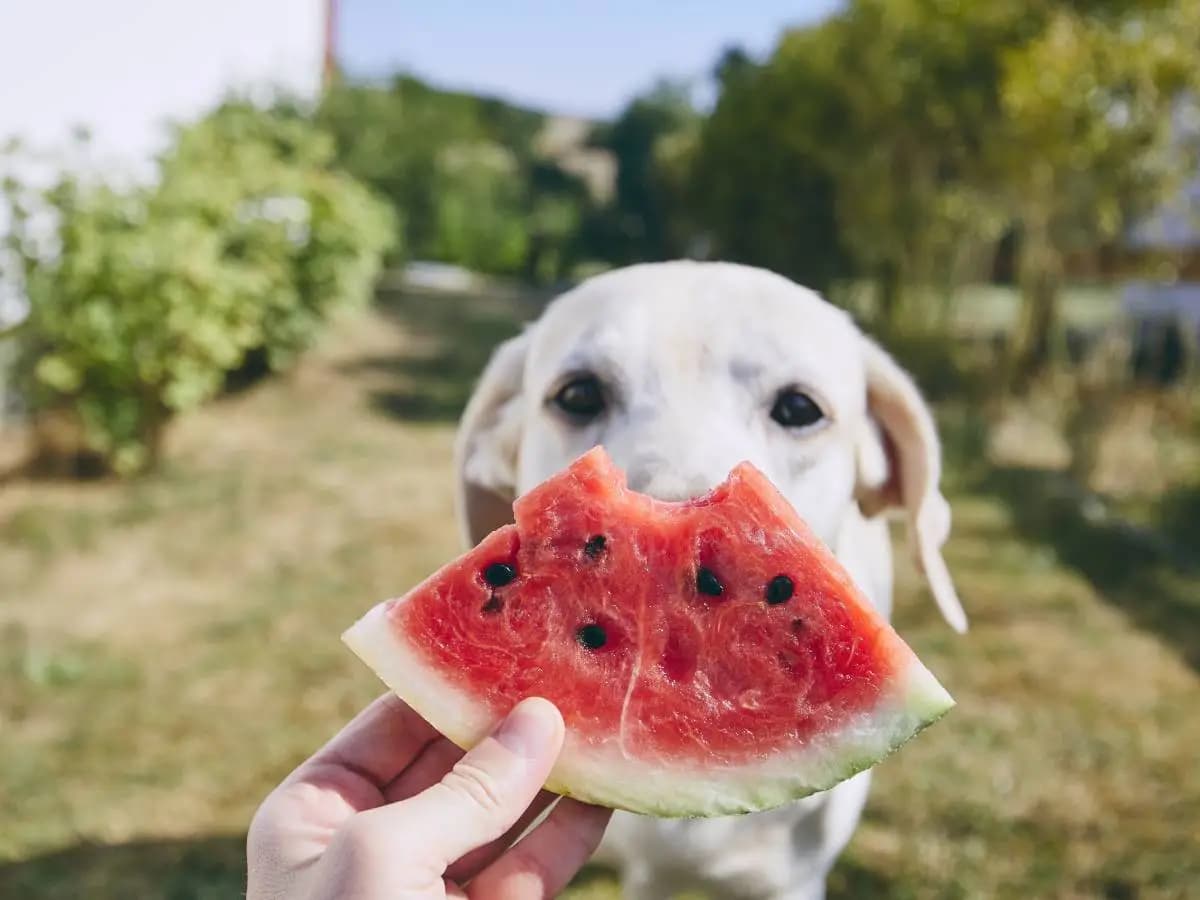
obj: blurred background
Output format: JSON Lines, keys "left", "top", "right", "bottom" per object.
{"left": 2, "top": 1, "right": 1198, "bottom": 897}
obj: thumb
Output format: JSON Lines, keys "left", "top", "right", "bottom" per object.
{"left": 362, "top": 697, "right": 565, "bottom": 871}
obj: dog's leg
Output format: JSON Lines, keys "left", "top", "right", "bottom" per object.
{"left": 777, "top": 879, "right": 827, "bottom": 900}
{"left": 779, "top": 770, "right": 873, "bottom": 900}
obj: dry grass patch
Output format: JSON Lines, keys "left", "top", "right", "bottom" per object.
{"left": 2, "top": 290, "right": 1197, "bottom": 899}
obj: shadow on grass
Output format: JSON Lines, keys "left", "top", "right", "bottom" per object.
{"left": 0, "top": 836, "right": 621, "bottom": 900}
{"left": 1159, "top": 481, "right": 1200, "bottom": 558}
{"left": 350, "top": 286, "right": 549, "bottom": 423}
{"left": 976, "top": 465, "right": 1200, "bottom": 672}
{"left": 828, "top": 857, "right": 910, "bottom": 899}
{"left": 0, "top": 835, "right": 247, "bottom": 900}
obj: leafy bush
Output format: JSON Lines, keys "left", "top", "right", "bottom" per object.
{"left": 1, "top": 101, "right": 395, "bottom": 474}
{"left": 159, "top": 101, "right": 397, "bottom": 368}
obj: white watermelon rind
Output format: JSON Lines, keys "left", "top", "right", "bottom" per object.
{"left": 342, "top": 600, "right": 954, "bottom": 818}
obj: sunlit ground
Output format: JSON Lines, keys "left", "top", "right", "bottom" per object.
{"left": 2, "top": 289, "right": 1197, "bottom": 899}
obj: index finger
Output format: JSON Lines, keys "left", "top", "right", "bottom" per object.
{"left": 290, "top": 692, "right": 440, "bottom": 791}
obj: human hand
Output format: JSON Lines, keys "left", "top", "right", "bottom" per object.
{"left": 247, "top": 693, "right": 611, "bottom": 899}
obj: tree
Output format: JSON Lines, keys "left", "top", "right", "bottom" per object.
{"left": 318, "top": 76, "right": 486, "bottom": 262}
{"left": 688, "top": 50, "right": 851, "bottom": 293}
{"left": 787, "top": 1, "right": 1026, "bottom": 323}
{"left": 691, "top": 4, "right": 1019, "bottom": 312}
{"left": 589, "top": 81, "right": 699, "bottom": 264}
{"left": 318, "top": 75, "right": 591, "bottom": 281}
{"left": 689, "top": 0, "right": 1198, "bottom": 353}
{"left": 994, "top": 4, "right": 1200, "bottom": 383}
{"left": 430, "top": 142, "right": 528, "bottom": 274}
{"left": 524, "top": 160, "right": 588, "bottom": 284}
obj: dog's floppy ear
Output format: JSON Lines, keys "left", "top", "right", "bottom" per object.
{"left": 854, "top": 337, "right": 968, "bottom": 633}
{"left": 454, "top": 331, "right": 530, "bottom": 547}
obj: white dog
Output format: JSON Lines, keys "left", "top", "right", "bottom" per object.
{"left": 453, "top": 261, "right": 966, "bottom": 900}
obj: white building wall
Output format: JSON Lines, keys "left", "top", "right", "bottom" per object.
{"left": 0, "top": 0, "right": 326, "bottom": 171}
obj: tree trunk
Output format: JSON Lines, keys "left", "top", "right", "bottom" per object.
{"left": 875, "top": 261, "right": 901, "bottom": 333}
{"left": 1011, "top": 265, "right": 1061, "bottom": 385}
{"left": 137, "top": 396, "right": 173, "bottom": 475}
{"left": 1008, "top": 206, "right": 1063, "bottom": 391}
{"left": 936, "top": 268, "right": 959, "bottom": 334}
{"left": 28, "top": 406, "right": 107, "bottom": 479}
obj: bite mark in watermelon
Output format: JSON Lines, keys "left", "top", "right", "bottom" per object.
{"left": 343, "top": 447, "right": 953, "bottom": 817}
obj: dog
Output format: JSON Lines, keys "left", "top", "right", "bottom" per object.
{"left": 453, "top": 260, "right": 967, "bottom": 900}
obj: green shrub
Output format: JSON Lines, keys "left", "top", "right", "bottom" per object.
{"left": 159, "top": 101, "right": 397, "bottom": 368}
{"left": 1, "top": 101, "right": 396, "bottom": 475}
{"left": 429, "top": 142, "right": 528, "bottom": 276}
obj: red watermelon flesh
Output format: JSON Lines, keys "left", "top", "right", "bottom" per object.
{"left": 343, "top": 447, "right": 953, "bottom": 816}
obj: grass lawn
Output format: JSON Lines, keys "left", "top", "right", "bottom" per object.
{"left": 2, "top": 288, "right": 1197, "bottom": 899}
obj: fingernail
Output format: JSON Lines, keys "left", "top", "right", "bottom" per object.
{"left": 493, "top": 697, "right": 563, "bottom": 758}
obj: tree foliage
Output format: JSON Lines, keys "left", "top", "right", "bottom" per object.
{"left": 430, "top": 142, "right": 529, "bottom": 274}
{"left": 994, "top": 3, "right": 1200, "bottom": 378}
{"left": 318, "top": 77, "right": 588, "bottom": 281}
{"left": 689, "top": 0, "right": 1199, "bottom": 354}
{"left": 587, "top": 81, "right": 700, "bottom": 264}
{"left": 687, "top": 49, "right": 851, "bottom": 293}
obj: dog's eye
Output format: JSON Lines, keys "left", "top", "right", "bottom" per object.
{"left": 770, "top": 388, "right": 824, "bottom": 429}
{"left": 553, "top": 374, "right": 606, "bottom": 420}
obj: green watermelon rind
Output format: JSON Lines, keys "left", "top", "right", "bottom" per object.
{"left": 342, "top": 600, "right": 954, "bottom": 818}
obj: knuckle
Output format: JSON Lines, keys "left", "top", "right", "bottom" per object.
{"left": 442, "top": 759, "right": 508, "bottom": 816}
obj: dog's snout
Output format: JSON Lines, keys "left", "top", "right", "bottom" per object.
{"left": 623, "top": 457, "right": 724, "bottom": 503}
{"left": 629, "top": 471, "right": 707, "bottom": 502}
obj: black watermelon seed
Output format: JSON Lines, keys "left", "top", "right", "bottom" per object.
{"left": 696, "top": 566, "right": 723, "bottom": 597}
{"left": 791, "top": 618, "right": 806, "bottom": 633}
{"left": 584, "top": 535, "right": 607, "bottom": 558}
{"left": 481, "top": 595, "right": 504, "bottom": 614}
{"left": 766, "top": 575, "right": 795, "bottom": 605}
{"left": 577, "top": 623, "right": 607, "bottom": 650}
{"left": 483, "top": 562, "right": 517, "bottom": 588}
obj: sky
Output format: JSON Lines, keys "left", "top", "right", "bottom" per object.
{"left": 339, "top": 1, "right": 843, "bottom": 119}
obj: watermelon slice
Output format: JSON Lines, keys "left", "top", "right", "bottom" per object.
{"left": 342, "top": 447, "right": 953, "bottom": 817}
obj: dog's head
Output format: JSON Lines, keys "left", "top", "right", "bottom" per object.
{"left": 454, "top": 261, "right": 966, "bottom": 632}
